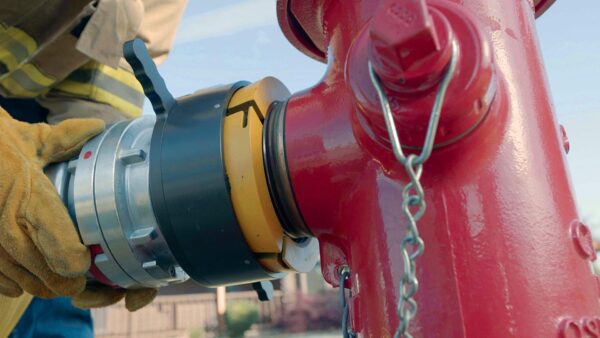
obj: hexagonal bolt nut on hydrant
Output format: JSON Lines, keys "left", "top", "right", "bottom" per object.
{"left": 369, "top": 0, "right": 454, "bottom": 92}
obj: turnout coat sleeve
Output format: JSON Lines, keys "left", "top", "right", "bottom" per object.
{"left": 0, "top": 1, "right": 187, "bottom": 335}
{"left": 0, "top": 294, "right": 32, "bottom": 338}
{"left": 0, "top": 0, "right": 187, "bottom": 123}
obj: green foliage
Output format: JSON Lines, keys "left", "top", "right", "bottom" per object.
{"left": 189, "top": 328, "right": 205, "bottom": 338}
{"left": 224, "top": 301, "right": 260, "bottom": 338}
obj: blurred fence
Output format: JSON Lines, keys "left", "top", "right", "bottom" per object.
{"left": 92, "top": 291, "right": 284, "bottom": 338}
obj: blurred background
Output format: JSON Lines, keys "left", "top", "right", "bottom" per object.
{"left": 95, "top": 1, "right": 599, "bottom": 337}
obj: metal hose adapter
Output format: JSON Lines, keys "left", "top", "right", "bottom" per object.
{"left": 46, "top": 39, "right": 318, "bottom": 292}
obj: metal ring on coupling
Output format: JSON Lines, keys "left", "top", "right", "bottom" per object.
{"left": 224, "top": 77, "right": 318, "bottom": 274}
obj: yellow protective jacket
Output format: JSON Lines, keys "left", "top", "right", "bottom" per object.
{"left": 0, "top": 1, "right": 186, "bottom": 336}
{"left": 0, "top": 0, "right": 186, "bottom": 123}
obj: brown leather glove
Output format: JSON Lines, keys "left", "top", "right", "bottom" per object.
{"left": 0, "top": 107, "right": 105, "bottom": 298}
{"left": 72, "top": 285, "right": 158, "bottom": 312}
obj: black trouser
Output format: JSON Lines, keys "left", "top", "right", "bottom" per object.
{"left": 0, "top": 97, "right": 49, "bottom": 123}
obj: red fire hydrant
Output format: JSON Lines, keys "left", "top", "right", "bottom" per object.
{"left": 277, "top": 0, "right": 600, "bottom": 337}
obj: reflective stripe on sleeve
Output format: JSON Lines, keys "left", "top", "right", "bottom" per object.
{"left": 0, "top": 25, "right": 37, "bottom": 73}
{"left": 0, "top": 25, "right": 143, "bottom": 117}
{"left": 0, "top": 63, "right": 56, "bottom": 97}
{"left": 0, "top": 25, "right": 56, "bottom": 97}
{"left": 51, "top": 61, "right": 144, "bottom": 117}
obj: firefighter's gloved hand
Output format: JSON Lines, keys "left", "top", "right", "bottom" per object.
{"left": 0, "top": 107, "right": 105, "bottom": 298}
{"left": 72, "top": 285, "right": 158, "bottom": 312}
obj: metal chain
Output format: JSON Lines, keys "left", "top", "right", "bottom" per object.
{"left": 367, "top": 40, "right": 458, "bottom": 338}
{"left": 339, "top": 266, "right": 357, "bottom": 338}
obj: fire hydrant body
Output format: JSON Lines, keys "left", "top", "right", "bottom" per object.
{"left": 277, "top": 0, "right": 599, "bottom": 336}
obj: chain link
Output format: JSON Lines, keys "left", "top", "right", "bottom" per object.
{"left": 367, "top": 40, "right": 458, "bottom": 338}
{"left": 339, "top": 266, "right": 357, "bottom": 338}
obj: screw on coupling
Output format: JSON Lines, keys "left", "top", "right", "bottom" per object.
{"left": 368, "top": 0, "right": 454, "bottom": 93}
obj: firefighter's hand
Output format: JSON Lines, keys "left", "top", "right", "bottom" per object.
{"left": 72, "top": 285, "right": 158, "bottom": 312}
{"left": 0, "top": 107, "right": 105, "bottom": 298}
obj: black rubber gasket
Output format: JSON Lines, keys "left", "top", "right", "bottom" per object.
{"left": 262, "top": 100, "right": 313, "bottom": 239}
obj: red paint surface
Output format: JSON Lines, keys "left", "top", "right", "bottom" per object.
{"left": 352, "top": 0, "right": 494, "bottom": 148}
{"left": 276, "top": 0, "right": 556, "bottom": 64}
{"left": 88, "top": 245, "right": 119, "bottom": 288}
{"left": 83, "top": 151, "right": 92, "bottom": 160}
{"left": 279, "top": 0, "right": 597, "bottom": 337}
{"left": 368, "top": 0, "right": 445, "bottom": 82}
{"left": 535, "top": 0, "right": 557, "bottom": 17}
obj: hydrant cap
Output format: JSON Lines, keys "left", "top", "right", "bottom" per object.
{"left": 276, "top": 0, "right": 556, "bottom": 62}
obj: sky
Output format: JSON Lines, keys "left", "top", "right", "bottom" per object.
{"left": 536, "top": 0, "right": 600, "bottom": 233}
{"left": 154, "top": 0, "right": 600, "bottom": 234}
